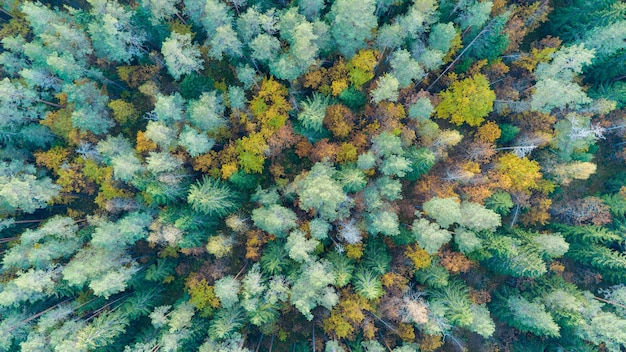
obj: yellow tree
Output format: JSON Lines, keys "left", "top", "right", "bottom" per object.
{"left": 435, "top": 74, "right": 496, "bottom": 126}
{"left": 495, "top": 153, "right": 542, "bottom": 193}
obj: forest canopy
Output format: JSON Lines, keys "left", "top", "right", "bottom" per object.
{"left": 0, "top": 0, "right": 625, "bottom": 351}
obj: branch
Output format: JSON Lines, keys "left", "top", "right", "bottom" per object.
{"left": 426, "top": 21, "right": 495, "bottom": 92}
{"left": 593, "top": 296, "right": 626, "bottom": 310}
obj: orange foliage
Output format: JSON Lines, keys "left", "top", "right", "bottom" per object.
{"left": 303, "top": 67, "right": 328, "bottom": 90}
{"left": 462, "top": 185, "right": 492, "bottom": 204}
{"left": 295, "top": 139, "right": 313, "bottom": 158}
{"left": 136, "top": 130, "right": 157, "bottom": 153}
{"left": 324, "top": 104, "right": 355, "bottom": 139}
{"left": 521, "top": 197, "right": 552, "bottom": 226}
{"left": 469, "top": 289, "right": 492, "bottom": 305}
{"left": 413, "top": 175, "right": 458, "bottom": 202}
{"left": 310, "top": 139, "right": 338, "bottom": 162}
{"left": 440, "top": 249, "right": 473, "bottom": 274}
{"left": 191, "top": 152, "right": 215, "bottom": 172}
{"left": 245, "top": 229, "right": 272, "bottom": 261}
{"left": 267, "top": 121, "right": 299, "bottom": 157}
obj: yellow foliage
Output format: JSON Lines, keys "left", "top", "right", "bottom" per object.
{"left": 303, "top": 68, "right": 327, "bottom": 90}
{"left": 347, "top": 49, "right": 379, "bottom": 88}
{"left": 136, "top": 131, "right": 157, "bottom": 153}
{"left": 405, "top": 244, "right": 432, "bottom": 270}
{"left": 435, "top": 74, "right": 495, "bottom": 126}
{"left": 41, "top": 99, "right": 73, "bottom": 141}
{"left": 476, "top": 121, "right": 501, "bottom": 142}
{"left": 323, "top": 291, "right": 373, "bottom": 339}
{"left": 345, "top": 243, "right": 363, "bottom": 259}
{"left": 236, "top": 132, "right": 267, "bottom": 174}
{"left": 514, "top": 47, "right": 558, "bottom": 72}
{"left": 35, "top": 146, "right": 69, "bottom": 172}
{"left": 250, "top": 78, "right": 290, "bottom": 131}
{"left": 56, "top": 166, "right": 88, "bottom": 194}
{"left": 397, "top": 323, "right": 416, "bottom": 341}
{"left": 169, "top": 20, "right": 193, "bottom": 37}
{"left": 187, "top": 277, "right": 220, "bottom": 317}
{"left": 521, "top": 198, "right": 552, "bottom": 226}
{"left": 221, "top": 162, "right": 238, "bottom": 179}
{"left": 336, "top": 143, "right": 358, "bottom": 163}
{"left": 108, "top": 99, "right": 138, "bottom": 125}
{"left": 495, "top": 153, "right": 542, "bottom": 192}
{"left": 381, "top": 272, "right": 408, "bottom": 290}
{"left": 443, "top": 32, "right": 462, "bottom": 63}
{"left": 420, "top": 334, "right": 444, "bottom": 352}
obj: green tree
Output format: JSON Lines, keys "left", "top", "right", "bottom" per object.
{"left": 328, "top": 0, "right": 377, "bottom": 58}
{"left": 161, "top": 32, "right": 203, "bottom": 80}
{"left": 188, "top": 176, "right": 237, "bottom": 217}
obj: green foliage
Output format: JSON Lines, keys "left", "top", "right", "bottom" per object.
{"left": 297, "top": 93, "right": 330, "bottom": 132}
{"left": 161, "top": 32, "right": 203, "bottom": 80}
{"left": 251, "top": 204, "right": 298, "bottom": 237}
{"left": 485, "top": 191, "right": 514, "bottom": 215}
{"left": 502, "top": 295, "right": 561, "bottom": 338}
{"left": 328, "top": 0, "right": 377, "bottom": 58}
{"left": 352, "top": 269, "right": 384, "bottom": 300}
{"left": 422, "top": 197, "right": 461, "bottom": 229}
{"left": 188, "top": 176, "right": 237, "bottom": 217}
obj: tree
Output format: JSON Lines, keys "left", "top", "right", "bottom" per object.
{"left": 161, "top": 32, "right": 203, "bottom": 80}
{"left": 63, "top": 81, "right": 114, "bottom": 135}
{"left": 422, "top": 197, "right": 461, "bottom": 228}
{"left": 286, "top": 230, "right": 319, "bottom": 262}
{"left": 501, "top": 295, "right": 560, "bottom": 338}
{"left": 389, "top": 49, "right": 424, "bottom": 88}
{"left": 412, "top": 218, "right": 452, "bottom": 254}
{"left": 370, "top": 74, "right": 400, "bottom": 104}
{"left": 141, "top": 0, "right": 180, "bottom": 24}
{"left": 292, "top": 161, "right": 352, "bottom": 221}
{"left": 251, "top": 204, "right": 297, "bottom": 237}
{"left": 88, "top": 0, "right": 146, "bottom": 63}
{"left": 458, "top": 202, "right": 501, "bottom": 232}
{"left": 188, "top": 176, "right": 237, "bottom": 217}
{"left": 0, "top": 161, "right": 59, "bottom": 215}
{"left": 188, "top": 91, "right": 227, "bottom": 133}
{"left": 179, "top": 125, "right": 215, "bottom": 157}
{"left": 214, "top": 276, "right": 241, "bottom": 309}
{"left": 328, "top": 0, "right": 377, "bottom": 58}
{"left": 428, "top": 22, "right": 457, "bottom": 54}
{"left": 208, "top": 24, "right": 243, "bottom": 60}
{"left": 298, "top": 93, "right": 330, "bottom": 132}
{"left": 435, "top": 74, "right": 496, "bottom": 126}
{"left": 290, "top": 260, "right": 338, "bottom": 320}
{"left": 2, "top": 216, "right": 80, "bottom": 270}
{"left": 531, "top": 44, "right": 595, "bottom": 112}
